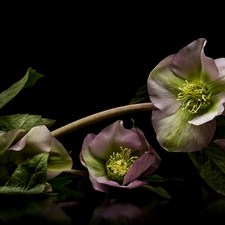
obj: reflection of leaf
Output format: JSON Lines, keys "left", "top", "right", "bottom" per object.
{"left": 0, "top": 114, "right": 55, "bottom": 132}
{"left": 0, "top": 68, "right": 43, "bottom": 110}
{"left": 0, "top": 199, "right": 45, "bottom": 224}
{"left": 0, "top": 153, "right": 48, "bottom": 195}
{"left": 201, "top": 198, "right": 225, "bottom": 224}
{"left": 129, "top": 84, "right": 150, "bottom": 104}
{"left": 189, "top": 142, "right": 225, "bottom": 196}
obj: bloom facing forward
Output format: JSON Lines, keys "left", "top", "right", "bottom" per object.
{"left": 80, "top": 120, "right": 161, "bottom": 193}
{"left": 148, "top": 38, "right": 225, "bottom": 152}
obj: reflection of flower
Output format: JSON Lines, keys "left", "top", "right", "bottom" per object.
{"left": 90, "top": 201, "right": 155, "bottom": 225}
{"left": 80, "top": 120, "right": 161, "bottom": 193}
{"left": 0, "top": 125, "right": 72, "bottom": 186}
{"left": 148, "top": 38, "right": 225, "bottom": 152}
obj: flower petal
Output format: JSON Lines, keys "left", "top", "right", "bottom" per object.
{"left": 189, "top": 92, "right": 225, "bottom": 125}
{"left": 0, "top": 129, "right": 25, "bottom": 157}
{"left": 200, "top": 52, "right": 219, "bottom": 83}
{"left": 123, "top": 152, "right": 155, "bottom": 185}
{"left": 89, "top": 121, "right": 141, "bottom": 161}
{"left": 130, "top": 127, "right": 161, "bottom": 177}
{"left": 152, "top": 107, "right": 216, "bottom": 152}
{"left": 47, "top": 137, "right": 73, "bottom": 180}
{"left": 172, "top": 38, "right": 204, "bottom": 81}
{"left": 81, "top": 144, "right": 109, "bottom": 193}
{"left": 172, "top": 38, "right": 219, "bottom": 83}
{"left": 147, "top": 54, "right": 184, "bottom": 115}
{"left": 100, "top": 179, "right": 148, "bottom": 190}
{"left": 80, "top": 133, "right": 96, "bottom": 167}
{"left": 214, "top": 58, "right": 225, "bottom": 77}
{"left": 8, "top": 126, "right": 52, "bottom": 165}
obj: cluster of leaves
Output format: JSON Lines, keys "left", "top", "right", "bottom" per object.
{"left": 0, "top": 68, "right": 56, "bottom": 195}
{"left": 0, "top": 68, "right": 55, "bottom": 131}
{"left": 0, "top": 153, "right": 49, "bottom": 195}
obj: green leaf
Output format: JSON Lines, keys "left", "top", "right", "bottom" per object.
{"left": 141, "top": 185, "right": 171, "bottom": 198}
{"left": 0, "top": 68, "right": 43, "bottom": 109}
{"left": 140, "top": 174, "right": 168, "bottom": 182}
{"left": 129, "top": 84, "right": 150, "bottom": 104}
{"left": 0, "top": 114, "right": 55, "bottom": 132}
{"left": 0, "top": 153, "right": 49, "bottom": 195}
{"left": 22, "top": 68, "right": 44, "bottom": 89}
{"left": 188, "top": 142, "right": 225, "bottom": 196}
{"left": 212, "top": 115, "right": 225, "bottom": 140}
{"left": 49, "top": 176, "right": 86, "bottom": 200}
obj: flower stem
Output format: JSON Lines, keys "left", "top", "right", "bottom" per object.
{"left": 51, "top": 103, "right": 154, "bottom": 138}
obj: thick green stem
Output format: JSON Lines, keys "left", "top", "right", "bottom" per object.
{"left": 51, "top": 103, "right": 154, "bottom": 138}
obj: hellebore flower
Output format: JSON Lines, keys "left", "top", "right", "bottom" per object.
{"left": 148, "top": 38, "right": 225, "bottom": 152}
{"left": 80, "top": 120, "right": 161, "bottom": 193}
{"left": 0, "top": 125, "right": 72, "bottom": 186}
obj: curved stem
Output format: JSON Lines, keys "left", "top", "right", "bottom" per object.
{"left": 51, "top": 103, "right": 154, "bottom": 138}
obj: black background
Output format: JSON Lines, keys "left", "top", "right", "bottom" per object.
{"left": 0, "top": 1, "right": 224, "bottom": 195}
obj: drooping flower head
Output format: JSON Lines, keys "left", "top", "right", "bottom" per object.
{"left": 80, "top": 120, "right": 161, "bottom": 193}
{"left": 148, "top": 38, "right": 225, "bottom": 152}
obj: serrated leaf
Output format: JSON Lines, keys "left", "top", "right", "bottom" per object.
{"left": 129, "top": 84, "right": 150, "bottom": 104}
{"left": 142, "top": 185, "right": 171, "bottom": 198}
{"left": 0, "top": 68, "right": 43, "bottom": 109}
{"left": 188, "top": 142, "right": 225, "bottom": 196}
{"left": 0, "top": 153, "right": 49, "bottom": 195}
{"left": 0, "top": 114, "right": 55, "bottom": 132}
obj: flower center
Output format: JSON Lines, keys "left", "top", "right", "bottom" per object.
{"left": 177, "top": 80, "right": 212, "bottom": 114}
{"left": 106, "top": 147, "right": 138, "bottom": 184}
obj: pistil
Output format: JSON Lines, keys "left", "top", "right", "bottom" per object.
{"left": 177, "top": 80, "right": 212, "bottom": 114}
{"left": 106, "top": 147, "right": 138, "bottom": 184}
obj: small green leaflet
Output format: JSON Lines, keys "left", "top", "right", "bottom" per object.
{"left": 188, "top": 142, "right": 225, "bottom": 196}
{"left": 0, "top": 68, "right": 44, "bottom": 110}
{"left": 129, "top": 84, "right": 150, "bottom": 104}
{"left": 141, "top": 185, "right": 171, "bottom": 198}
{"left": 0, "top": 153, "right": 49, "bottom": 195}
{"left": 0, "top": 114, "right": 55, "bottom": 132}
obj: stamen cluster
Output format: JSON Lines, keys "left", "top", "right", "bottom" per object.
{"left": 106, "top": 147, "right": 138, "bottom": 184}
{"left": 177, "top": 80, "right": 212, "bottom": 114}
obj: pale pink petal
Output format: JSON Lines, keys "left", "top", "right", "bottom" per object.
{"left": 89, "top": 121, "right": 141, "bottom": 161}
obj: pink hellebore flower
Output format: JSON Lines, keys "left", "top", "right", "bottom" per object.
{"left": 80, "top": 120, "right": 161, "bottom": 193}
{"left": 148, "top": 38, "right": 225, "bottom": 152}
{"left": 0, "top": 125, "right": 72, "bottom": 186}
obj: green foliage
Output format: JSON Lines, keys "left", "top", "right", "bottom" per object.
{"left": 189, "top": 142, "right": 225, "bottom": 196}
{"left": 129, "top": 84, "right": 150, "bottom": 104}
{"left": 212, "top": 115, "right": 225, "bottom": 140}
{"left": 0, "top": 68, "right": 43, "bottom": 110}
{"left": 141, "top": 185, "right": 171, "bottom": 198}
{"left": 0, "top": 114, "right": 55, "bottom": 132}
{"left": 49, "top": 176, "right": 86, "bottom": 200}
{"left": 0, "top": 153, "right": 48, "bottom": 195}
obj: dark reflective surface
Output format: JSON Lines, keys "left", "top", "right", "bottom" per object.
{"left": 0, "top": 179, "right": 224, "bottom": 225}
